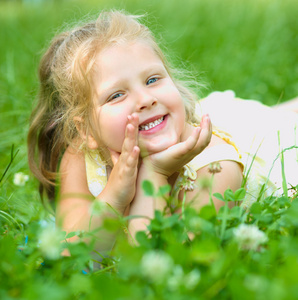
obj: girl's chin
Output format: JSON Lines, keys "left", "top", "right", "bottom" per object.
{"left": 139, "top": 139, "right": 178, "bottom": 155}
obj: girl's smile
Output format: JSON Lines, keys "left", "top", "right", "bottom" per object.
{"left": 138, "top": 115, "right": 167, "bottom": 134}
{"left": 92, "top": 41, "right": 186, "bottom": 154}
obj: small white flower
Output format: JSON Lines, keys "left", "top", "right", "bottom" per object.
{"left": 167, "top": 266, "right": 201, "bottom": 291}
{"left": 184, "top": 269, "right": 201, "bottom": 290}
{"left": 208, "top": 162, "right": 222, "bottom": 174}
{"left": 167, "top": 265, "right": 184, "bottom": 291}
{"left": 234, "top": 224, "right": 268, "bottom": 250}
{"left": 39, "top": 227, "right": 64, "bottom": 260}
{"left": 13, "top": 172, "right": 29, "bottom": 186}
{"left": 141, "top": 250, "right": 174, "bottom": 283}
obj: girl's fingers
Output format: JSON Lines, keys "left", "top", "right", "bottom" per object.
{"left": 143, "top": 115, "right": 212, "bottom": 176}
{"left": 160, "top": 115, "right": 211, "bottom": 160}
{"left": 121, "top": 126, "right": 135, "bottom": 162}
{"left": 184, "top": 127, "right": 202, "bottom": 152}
{"left": 120, "top": 145, "right": 139, "bottom": 180}
{"left": 176, "top": 115, "right": 211, "bottom": 155}
{"left": 123, "top": 120, "right": 140, "bottom": 175}
{"left": 200, "top": 114, "right": 212, "bottom": 134}
{"left": 130, "top": 113, "right": 139, "bottom": 142}
{"left": 109, "top": 114, "right": 139, "bottom": 167}
{"left": 126, "top": 146, "right": 140, "bottom": 170}
{"left": 114, "top": 114, "right": 139, "bottom": 174}
{"left": 194, "top": 114, "right": 212, "bottom": 149}
{"left": 122, "top": 114, "right": 139, "bottom": 155}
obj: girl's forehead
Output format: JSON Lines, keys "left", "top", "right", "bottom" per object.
{"left": 97, "top": 40, "right": 161, "bottom": 60}
{"left": 94, "top": 41, "right": 165, "bottom": 75}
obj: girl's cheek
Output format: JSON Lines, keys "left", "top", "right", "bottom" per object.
{"left": 106, "top": 107, "right": 130, "bottom": 149}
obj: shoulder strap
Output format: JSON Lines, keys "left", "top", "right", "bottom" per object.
{"left": 85, "top": 150, "right": 107, "bottom": 197}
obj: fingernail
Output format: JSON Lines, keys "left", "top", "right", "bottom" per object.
{"left": 204, "top": 114, "right": 210, "bottom": 123}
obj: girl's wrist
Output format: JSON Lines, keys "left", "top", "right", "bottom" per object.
{"left": 138, "top": 161, "right": 169, "bottom": 181}
{"left": 97, "top": 187, "right": 130, "bottom": 215}
{"left": 137, "top": 163, "right": 169, "bottom": 200}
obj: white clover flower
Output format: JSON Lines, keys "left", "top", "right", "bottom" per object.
{"left": 167, "top": 265, "right": 184, "bottom": 291}
{"left": 208, "top": 162, "right": 222, "bottom": 174}
{"left": 13, "top": 172, "right": 29, "bottom": 186}
{"left": 234, "top": 224, "right": 268, "bottom": 250}
{"left": 141, "top": 250, "right": 174, "bottom": 283}
{"left": 167, "top": 266, "right": 201, "bottom": 291}
{"left": 39, "top": 227, "right": 64, "bottom": 260}
{"left": 184, "top": 269, "right": 201, "bottom": 290}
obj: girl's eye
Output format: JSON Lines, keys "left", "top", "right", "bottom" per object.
{"left": 108, "top": 92, "right": 124, "bottom": 102}
{"left": 147, "top": 77, "right": 158, "bottom": 85}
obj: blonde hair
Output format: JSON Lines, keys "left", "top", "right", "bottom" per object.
{"left": 27, "top": 10, "right": 202, "bottom": 202}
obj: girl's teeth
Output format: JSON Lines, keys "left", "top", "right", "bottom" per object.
{"left": 139, "top": 117, "right": 164, "bottom": 131}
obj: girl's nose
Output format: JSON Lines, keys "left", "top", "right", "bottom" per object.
{"left": 136, "top": 92, "right": 157, "bottom": 111}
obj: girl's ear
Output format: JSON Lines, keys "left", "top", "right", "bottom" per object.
{"left": 74, "top": 117, "right": 98, "bottom": 150}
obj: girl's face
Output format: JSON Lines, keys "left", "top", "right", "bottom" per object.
{"left": 93, "top": 41, "right": 186, "bottom": 154}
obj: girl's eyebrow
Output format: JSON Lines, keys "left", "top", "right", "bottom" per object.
{"left": 98, "top": 63, "right": 166, "bottom": 95}
{"left": 140, "top": 63, "right": 166, "bottom": 76}
{"left": 97, "top": 78, "right": 126, "bottom": 100}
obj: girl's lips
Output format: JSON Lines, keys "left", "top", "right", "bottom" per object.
{"left": 139, "top": 114, "right": 165, "bottom": 126}
{"left": 139, "top": 114, "right": 168, "bottom": 135}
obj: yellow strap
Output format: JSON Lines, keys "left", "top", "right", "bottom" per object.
{"left": 212, "top": 129, "right": 242, "bottom": 159}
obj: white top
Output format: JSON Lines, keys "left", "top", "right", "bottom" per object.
{"left": 197, "top": 90, "right": 298, "bottom": 206}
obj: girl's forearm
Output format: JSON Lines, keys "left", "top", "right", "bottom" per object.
{"left": 57, "top": 189, "right": 130, "bottom": 254}
{"left": 128, "top": 165, "right": 169, "bottom": 237}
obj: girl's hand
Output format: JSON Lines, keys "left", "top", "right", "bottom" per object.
{"left": 104, "top": 114, "right": 140, "bottom": 210}
{"left": 142, "top": 115, "right": 212, "bottom": 177}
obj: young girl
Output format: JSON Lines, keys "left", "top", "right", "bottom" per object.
{"left": 28, "top": 10, "right": 298, "bottom": 252}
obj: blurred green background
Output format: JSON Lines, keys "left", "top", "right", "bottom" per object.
{"left": 0, "top": 0, "right": 297, "bottom": 195}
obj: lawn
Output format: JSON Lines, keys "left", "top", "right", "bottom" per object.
{"left": 0, "top": 0, "right": 298, "bottom": 299}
